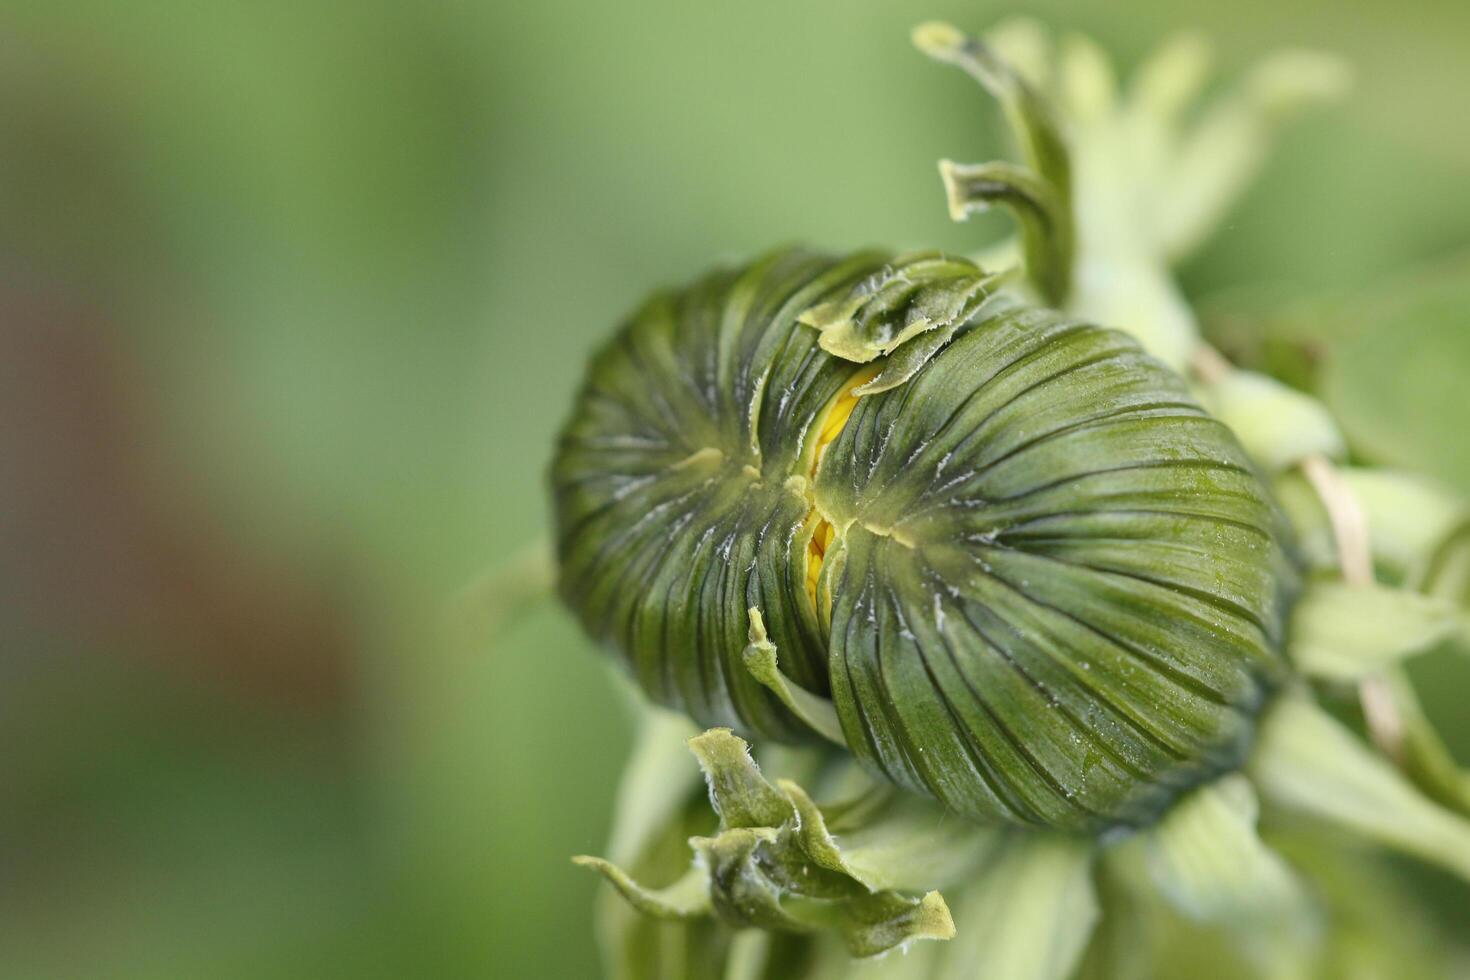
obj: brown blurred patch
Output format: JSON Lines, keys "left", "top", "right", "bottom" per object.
{"left": 0, "top": 22, "right": 356, "bottom": 713}
{"left": 0, "top": 282, "right": 355, "bottom": 710}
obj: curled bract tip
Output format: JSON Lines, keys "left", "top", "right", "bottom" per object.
{"left": 911, "top": 21, "right": 967, "bottom": 60}
{"left": 916, "top": 891, "right": 957, "bottom": 941}
{"left": 741, "top": 607, "right": 846, "bottom": 745}
{"left": 572, "top": 855, "right": 712, "bottom": 919}
{"left": 936, "top": 159, "right": 970, "bottom": 222}
{"left": 580, "top": 726, "right": 979, "bottom": 958}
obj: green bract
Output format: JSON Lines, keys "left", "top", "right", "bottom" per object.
{"left": 553, "top": 247, "right": 1291, "bottom": 830}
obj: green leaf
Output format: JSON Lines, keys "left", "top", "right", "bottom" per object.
{"left": 1425, "top": 527, "right": 1470, "bottom": 607}
{"left": 1195, "top": 370, "right": 1343, "bottom": 474}
{"left": 1129, "top": 31, "right": 1212, "bottom": 122}
{"left": 1288, "top": 581, "right": 1463, "bottom": 682}
{"left": 1248, "top": 691, "right": 1470, "bottom": 882}
{"left": 1383, "top": 669, "right": 1470, "bottom": 817}
{"left": 1321, "top": 261, "right": 1470, "bottom": 494}
{"left": 1267, "top": 825, "right": 1458, "bottom": 980}
{"left": 1119, "top": 775, "right": 1309, "bottom": 926}
{"left": 1273, "top": 467, "right": 1468, "bottom": 586}
{"left": 1158, "top": 48, "right": 1350, "bottom": 260}
{"left": 937, "top": 833, "right": 1098, "bottom": 980}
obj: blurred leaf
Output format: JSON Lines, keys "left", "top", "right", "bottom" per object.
{"left": 1273, "top": 466, "right": 1468, "bottom": 586}
{"left": 1110, "top": 775, "right": 1320, "bottom": 977}
{"left": 937, "top": 833, "right": 1098, "bottom": 980}
{"left": 1321, "top": 257, "right": 1470, "bottom": 493}
{"left": 1289, "top": 581, "right": 1464, "bottom": 682}
{"left": 1384, "top": 670, "right": 1470, "bottom": 819}
{"left": 1196, "top": 370, "right": 1343, "bottom": 473}
{"left": 1249, "top": 690, "right": 1470, "bottom": 882}
{"left": 1119, "top": 775, "right": 1309, "bottom": 926}
{"left": 1268, "top": 825, "right": 1458, "bottom": 980}
{"left": 584, "top": 705, "right": 729, "bottom": 980}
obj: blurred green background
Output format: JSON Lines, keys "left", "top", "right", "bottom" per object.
{"left": 2, "top": 0, "right": 1468, "bottom": 977}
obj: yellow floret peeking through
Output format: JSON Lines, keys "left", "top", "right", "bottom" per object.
{"left": 805, "top": 367, "right": 877, "bottom": 607}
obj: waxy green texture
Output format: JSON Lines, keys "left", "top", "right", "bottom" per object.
{"left": 553, "top": 248, "right": 1290, "bottom": 830}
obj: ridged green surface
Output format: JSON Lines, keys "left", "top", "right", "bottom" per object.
{"left": 553, "top": 248, "right": 1290, "bottom": 829}
{"left": 814, "top": 305, "right": 1290, "bottom": 827}
{"left": 554, "top": 249, "right": 889, "bottom": 740}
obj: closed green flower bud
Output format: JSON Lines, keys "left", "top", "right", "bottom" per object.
{"left": 552, "top": 247, "right": 1292, "bottom": 831}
